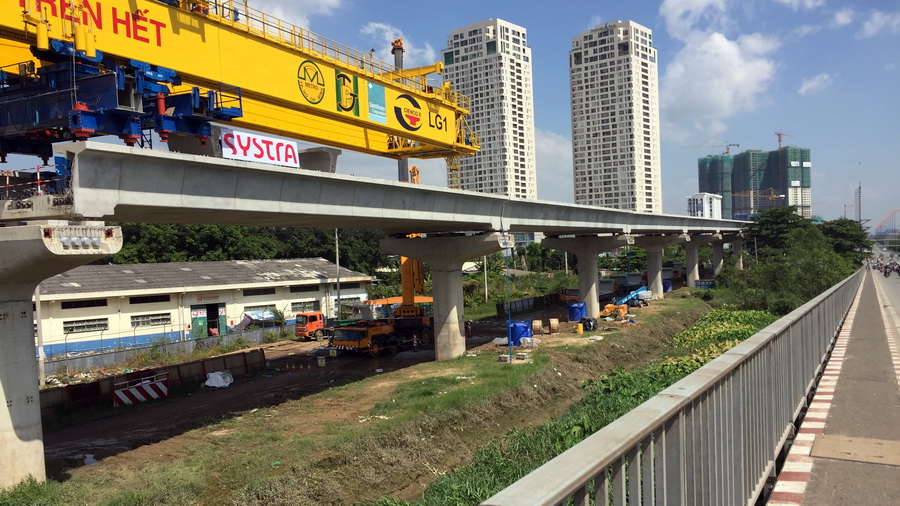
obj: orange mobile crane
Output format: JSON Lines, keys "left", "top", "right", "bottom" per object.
{"left": 0, "top": 0, "right": 479, "bottom": 163}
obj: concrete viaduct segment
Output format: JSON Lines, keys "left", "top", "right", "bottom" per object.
{"left": 0, "top": 141, "right": 745, "bottom": 486}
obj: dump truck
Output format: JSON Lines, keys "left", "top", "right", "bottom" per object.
{"left": 330, "top": 316, "right": 433, "bottom": 356}
{"left": 294, "top": 311, "right": 328, "bottom": 340}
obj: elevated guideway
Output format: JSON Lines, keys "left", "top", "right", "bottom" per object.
{"left": 5, "top": 141, "right": 740, "bottom": 236}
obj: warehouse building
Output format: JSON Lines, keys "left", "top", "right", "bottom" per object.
{"left": 35, "top": 258, "right": 371, "bottom": 358}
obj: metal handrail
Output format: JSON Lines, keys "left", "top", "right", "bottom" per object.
{"left": 484, "top": 269, "right": 864, "bottom": 506}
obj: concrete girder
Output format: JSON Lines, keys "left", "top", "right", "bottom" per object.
{"left": 7, "top": 142, "right": 743, "bottom": 236}
{"left": 684, "top": 234, "right": 723, "bottom": 288}
{"left": 0, "top": 223, "right": 122, "bottom": 488}
{"left": 630, "top": 234, "right": 690, "bottom": 299}
{"left": 380, "top": 233, "right": 510, "bottom": 361}
{"left": 541, "top": 235, "right": 633, "bottom": 319}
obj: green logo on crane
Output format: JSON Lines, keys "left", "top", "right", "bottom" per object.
{"left": 297, "top": 60, "right": 326, "bottom": 104}
{"left": 335, "top": 71, "right": 359, "bottom": 116}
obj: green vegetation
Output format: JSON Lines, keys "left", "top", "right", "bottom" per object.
{"left": 704, "top": 208, "right": 870, "bottom": 314}
{"left": 108, "top": 224, "right": 392, "bottom": 275}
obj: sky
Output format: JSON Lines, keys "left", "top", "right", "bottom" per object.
{"left": 8, "top": 0, "right": 900, "bottom": 229}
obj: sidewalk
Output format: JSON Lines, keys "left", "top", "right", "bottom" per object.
{"left": 769, "top": 270, "right": 900, "bottom": 505}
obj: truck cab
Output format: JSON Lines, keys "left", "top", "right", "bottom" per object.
{"left": 295, "top": 311, "right": 326, "bottom": 340}
{"left": 559, "top": 288, "right": 580, "bottom": 303}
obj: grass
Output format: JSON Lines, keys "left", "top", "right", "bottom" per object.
{"left": 369, "top": 354, "right": 548, "bottom": 426}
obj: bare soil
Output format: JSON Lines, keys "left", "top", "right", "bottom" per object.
{"left": 42, "top": 293, "right": 707, "bottom": 505}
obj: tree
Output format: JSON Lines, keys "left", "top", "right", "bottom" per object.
{"left": 745, "top": 207, "right": 813, "bottom": 256}
{"left": 818, "top": 218, "right": 872, "bottom": 266}
{"left": 108, "top": 224, "right": 393, "bottom": 275}
{"left": 715, "top": 214, "right": 858, "bottom": 315}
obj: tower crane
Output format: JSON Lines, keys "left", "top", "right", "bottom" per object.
{"left": 775, "top": 131, "right": 794, "bottom": 151}
{"left": 775, "top": 131, "right": 795, "bottom": 201}
{"left": 684, "top": 143, "right": 740, "bottom": 155}
{"left": 0, "top": 1, "right": 479, "bottom": 164}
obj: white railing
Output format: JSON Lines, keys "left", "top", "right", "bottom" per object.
{"left": 484, "top": 269, "right": 864, "bottom": 506}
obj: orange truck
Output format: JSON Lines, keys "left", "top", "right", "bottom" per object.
{"left": 294, "top": 312, "right": 328, "bottom": 340}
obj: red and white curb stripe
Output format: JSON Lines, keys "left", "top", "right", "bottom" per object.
{"left": 767, "top": 273, "right": 863, "bottom": 505}
{"left": 112, "top": 376, "right": 169, "bottom": 407}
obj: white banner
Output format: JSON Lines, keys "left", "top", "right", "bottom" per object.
{"left": 220, "top": 129, "right": 300, "bottom": 168}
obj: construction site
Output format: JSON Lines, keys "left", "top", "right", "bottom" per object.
{"left": 0, "top": 1, "right": 745, "bottom": 501}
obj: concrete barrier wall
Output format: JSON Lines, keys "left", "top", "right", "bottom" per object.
{"left": 40, "top": 348, "right": 266, "bottom": 421}
{"left": 44, "top": 325, "right": 291, "bottom": 374}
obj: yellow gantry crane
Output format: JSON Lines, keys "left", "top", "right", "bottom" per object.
{"left": 1, "top": 0, "right": 479, "bottom": 161}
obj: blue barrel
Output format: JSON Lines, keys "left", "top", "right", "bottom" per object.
{"left": 507, "top": 321, "right": 531, "bottom": 346}
{"left": 662, "top": 279, "right": 673, "bottom": 292}
{"left": 567, "top": 302, "right": 586, "bottom": 322}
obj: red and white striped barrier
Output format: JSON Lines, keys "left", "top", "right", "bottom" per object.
{"left": 112, "top": 373, "right": 169, "bottom": 407}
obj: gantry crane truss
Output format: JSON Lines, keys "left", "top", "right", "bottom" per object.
{"left": 0, "top": 0, "right": 479, "bottom": 163}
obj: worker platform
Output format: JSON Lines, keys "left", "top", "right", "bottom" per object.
{"left": 769, "top": 270, "right": 900, "bottom": 505}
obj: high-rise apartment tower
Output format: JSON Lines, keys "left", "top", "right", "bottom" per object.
{"left": 569, "top": 20, "right": 661, "bottom": 212}
{"left": 442, "top": 19, "right": 537, "bottom": 199}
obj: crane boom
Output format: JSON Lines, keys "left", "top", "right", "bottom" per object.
{"left": 0, "top": 0, "right": 479, "bottom": 161}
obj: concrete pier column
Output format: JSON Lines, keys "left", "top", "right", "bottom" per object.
{"left": 712, "top": 242, "right": 725, "bottom": 276}
{"left": 630, "top": 235, "right": 690, "bottom": 299}
{"left": 685, "top": 244, "right": 700, "bottom": 289}
{"left": 685, "top": 234, "right": 723, "bottom": 288}
{"left": 731, "top": 238, "right": 744, "bottom": 270}
{"left": 541, "top": 235, "right": 632, "bottom": 318}
{"left": 380, "top": 233, "right": 509, "bottom": 361}
{"left": 0, "top": 223, "right": 122, "bottom": 488}
{"left": 645, "top": 248, "right": 664, "bottom": 298}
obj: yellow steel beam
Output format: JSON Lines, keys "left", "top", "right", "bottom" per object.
{"left": 3, "top": 0, "right": 478, "bottom": 158}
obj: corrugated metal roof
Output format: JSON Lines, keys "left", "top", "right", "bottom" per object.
{"left": 38, "top": 258, "right": 369, "bottom": 296}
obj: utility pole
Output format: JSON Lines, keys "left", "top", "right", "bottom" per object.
{"left": 335, "top": 228, "right": 341, "bottom": 319}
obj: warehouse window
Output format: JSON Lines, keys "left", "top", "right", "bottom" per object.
{"left": 63, "top": 318, "right": 108, "bottom": 333}
{"left": 244, "top": 305, "right": 275, "bottom": 313}
{"left": 131, "top": 313, "right": 172, "bottom": 327}
{"left": 130, "top": 295, "right": 171, "bottom": 304}
{"left": 243, "top": 287, "right": 276, "bottom": 297}
{"left": 333, "top": 282, "right": 361, "bottom": 290}
{"left": 289, "top": 285, "right": 319, "bottom": 293}
{"left": 61, "top": 299, "right": 107, "bottom": 309}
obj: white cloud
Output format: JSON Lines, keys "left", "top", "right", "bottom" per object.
{"left": 798, "top": 73, "right": 834, "bottom": 95}
{"left": 359, "top": 23, "right": 437, "bottom": 67}
{"left": 771, "top": 0, "right": 825, "bottom": 10}
{"left": 249, "top": 0, "right": 343, "bottom": 29}
{"left": 535, "top": 129, "right": 573, "bottom": 203}
{"left": 831, "top": 8, "right": 855, "bottom": 28}
{"left": 859, "top": 11, "right": 900, "bottom": 38}
{"left": 661, "top": 32, "right": 779, "bottom": 139}
{"left": 660, "top": 0, "right": 730, "bottom": 41}
{"left": 790, "top": 25, "right": 820, "bottom": 38}
{"left": 587, "top": 16, "right": 603, "bottom": 30}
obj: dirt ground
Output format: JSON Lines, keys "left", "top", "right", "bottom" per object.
{"left": 42, "top": 295, "right": 698, "bottom": 504}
